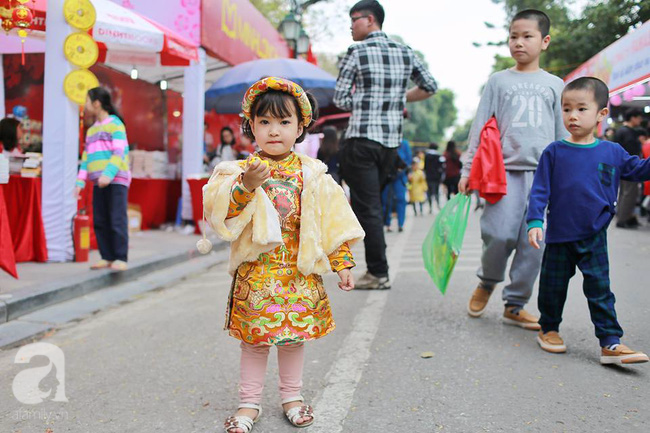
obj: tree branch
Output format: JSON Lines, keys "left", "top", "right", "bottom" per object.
{"left": 298, "top": 0, "right": 327, "bottom": 13}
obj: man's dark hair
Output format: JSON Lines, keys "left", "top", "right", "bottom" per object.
{"left": 350, "top": 0, "right": 385, "bottom": 27}
{"left": 511, "top": 9, "right": 551, "bottom": 38}
{"left": 624, "top": 108, "right": 643, "bottom": 121}
{"left": 429, "top": 142, "right": 438, "bottom": 150}
{"left": 636, "top": 128, "right": 649, "bottom": 138}
{"left": 563, "top": 77, "right": 609, "bottom": 110}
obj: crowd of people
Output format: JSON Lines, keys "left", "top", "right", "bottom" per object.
{"left": 204, "top": 2, "right": 649, "bottom": 432}
{"left": 3, "top": 1, "right": 650, "bottom": 431}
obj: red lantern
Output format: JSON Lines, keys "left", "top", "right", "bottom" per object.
{"left": 11, "top": 5, "right": 34, "bottom": 66}
{"left": 1, "top": 18, "right": 14, "bottom": 34}
{"left": 12, "top": 5, "right": 33, "bottom": 28}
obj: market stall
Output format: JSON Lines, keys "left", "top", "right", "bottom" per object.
{"left": 1, "top": 175, "right": 47, "bottom": 263}
{"left": 1, "top": 0, "right": 293, "bottom": 270}
{"left": 1, "top": 0, "right": 200, "bottom": 263}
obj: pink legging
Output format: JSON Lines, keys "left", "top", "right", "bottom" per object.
{"left": 239, "top": 341, "right": 304, "bottom": 404}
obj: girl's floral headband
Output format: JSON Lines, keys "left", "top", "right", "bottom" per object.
{"left": 241, "top": 77, "right": 312, "bottom": 127}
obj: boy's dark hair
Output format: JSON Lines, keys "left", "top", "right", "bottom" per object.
{"left": 241, "top": 90, "right": 318, "bottom": 144}
{"left": 624, "top": 108, "right": 643, "bottom": 121}
{"left": 429, "top": 142, "right": 438, "bottom": 150}
{"left": 563, "top": 77, "right": 609, "bottom": 110}
{"left": 350, "top": 0, "right": 385, "bottom": 27}
{"left": 636, "top": 128, "right": 648, "bottom": 138}
{"left": 511, "top": 9, "right": 551, "bottom": 38}
{"left": 0, "top": 117, "right": 21, "bottom": 151}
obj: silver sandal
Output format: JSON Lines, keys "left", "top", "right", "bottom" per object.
{"left": 224, "top": 403, "right": 262, "bottom": 433}
{"left": 283, "top": 396, "right": 314, "bottom": 428}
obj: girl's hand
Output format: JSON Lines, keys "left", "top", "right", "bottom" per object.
{"left": 243, "top": 160, "right": 271, "bottom": 191}
{"left": 528, "top": 228, "right": 543, "bottom": 249}
{"left": 73, "top": 186, "right": 82, "bottom": 200}
{"left": 337, "top": 269, "right": 355, "bottom": 291}
{"left": 98, "top": 175, "right": 111, "bottom": 188}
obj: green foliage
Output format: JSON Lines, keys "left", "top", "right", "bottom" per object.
{"left": 451, "top": 118, "right": 474, "bottom": 147}
{"left": 404, "top": 89, "right": 458, "bottom": 143}
{"left": 314, "top": 52, "right": 342, "bottom": 77}
{"left": 249, "top": 0, "right": 290, "bottom": 28}
{"left": 490, "top": 0, "right": 650, "bottom": 77}
{"left": 491, "top": 54, "right": 516, "bottom": 74}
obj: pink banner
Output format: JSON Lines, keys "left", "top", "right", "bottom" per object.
{"left": 565, "top": 21, "right": 650, "bottom": 92}
{"left": 201, "top": 0, "right": 290, "bottom": 65}
{"left": 111, "top": 0, "right": 201, "bottom": 46}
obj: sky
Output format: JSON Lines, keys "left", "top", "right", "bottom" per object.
{"left": 308, "top": 0, "right": 512, "bottom": 127}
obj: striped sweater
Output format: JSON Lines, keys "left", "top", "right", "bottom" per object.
{"left": 76, "top": 115, "right": 131, "bottom": 188}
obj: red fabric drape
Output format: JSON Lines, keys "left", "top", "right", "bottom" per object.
{"left": 0, "top": 186, "right": 18, "bottom": 278}
{"left": 128, "top": 179, "right": 181, "bottom": 230}
{"left": 187, "top": 178, "right": 208, "bottom": 234}
{"left": 1, "top": 176, "right": 48, "bottom": 262}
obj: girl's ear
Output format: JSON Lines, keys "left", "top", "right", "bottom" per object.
{"left": 248, "top": 119, "right": 256, "bottom": 138}
{"left": 296, "top": 123, "right": 304, "bottom": 139}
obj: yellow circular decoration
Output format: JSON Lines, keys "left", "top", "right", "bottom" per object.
{"left": 17, "top": 29, "right": 28, "bottom": 38}
{"left": 17, "top": 0, "right": 30, "bottom": 4}
{"left": 64, "top": 32, "right": 98, "bottom": 68}
{"left": 63, "top": 69, "right": 99, "bottom": 105}
{"left": 63, "top": 0, "right": 96, "bottom": 31}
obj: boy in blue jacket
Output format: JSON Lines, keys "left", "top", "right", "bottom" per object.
{"left": 527, "top": 77, "right": 650, "bottom": 365}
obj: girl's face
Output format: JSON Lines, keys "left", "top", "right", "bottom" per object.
{"left": 250, "top": 103, "right": 303, "bottom": 159}
{"left": 84, "top": 96, "right": 100, "bottom": 116}
{"left": 221, "top": 129, "right": 233, "bottom": 144}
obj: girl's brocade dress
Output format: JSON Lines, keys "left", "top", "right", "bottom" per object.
{"left": 226, "top": 152, "right": 354, "bottom": 346}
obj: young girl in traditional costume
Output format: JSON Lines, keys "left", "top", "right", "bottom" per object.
{"left": 202, "top": 77, "right": 364, "bottom": 433}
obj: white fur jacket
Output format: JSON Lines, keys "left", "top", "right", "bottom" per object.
{"left": 203, "top": 153, "right": 365, "bottom": 276}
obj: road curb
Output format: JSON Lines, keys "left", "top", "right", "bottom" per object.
{"left": 0, "top": 241, "right": 228, "bottom": 325}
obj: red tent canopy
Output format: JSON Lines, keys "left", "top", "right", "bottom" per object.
{"left": 0, "top": 0, "right": 198, "bottom": 66}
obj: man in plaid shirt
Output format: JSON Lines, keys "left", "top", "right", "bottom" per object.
{"left": 334, "top": 0, "right": 437, "bottom": 290}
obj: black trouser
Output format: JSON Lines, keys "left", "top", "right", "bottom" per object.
{"left": 616, "top": 180, "right": 639, "bottom": 223}
{"left": 339, "top": 138, "right": 397, "bottom": 278}
{"left": 444, "top": 176, "right": 460, "bottom": 200}
{"left": 426, "top": 180, "right": 440, "bottom": 210}
{"left": 93, "top": 184, "right": 129, "bottom": 262}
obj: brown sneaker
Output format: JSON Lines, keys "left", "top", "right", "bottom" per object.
{"left": 503, "top": 306, "right": 541, "bottom": 330}
{"left": 467, "top": 285, "right": 493, "bottom": 317}
{"left": 600, "top": 344, "right": 649, "bottom": 365}
{"left": 536, "top": 331, "right": 566, "bottom": 353}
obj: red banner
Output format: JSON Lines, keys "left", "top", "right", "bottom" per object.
{"left": 201, "top": 0, "right": 290, "bottom": 65}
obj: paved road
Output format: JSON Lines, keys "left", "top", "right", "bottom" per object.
{"left": 1, "top": 207, "right": 649, "bottom": 432}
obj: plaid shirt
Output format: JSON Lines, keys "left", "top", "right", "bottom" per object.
{"left": 334, "top": 31, "right": 438, "bottom": 148}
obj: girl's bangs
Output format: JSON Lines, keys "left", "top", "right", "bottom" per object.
{"left": 251, "top": 91, "right": 299, "bottom": 120}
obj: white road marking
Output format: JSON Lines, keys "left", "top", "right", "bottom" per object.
{"left": 310, "top": 219, "right": 413, "bottom": 432}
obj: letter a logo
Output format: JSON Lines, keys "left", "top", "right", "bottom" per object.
{"left": 13, "top": 343, "right": 68, "bottom": 404}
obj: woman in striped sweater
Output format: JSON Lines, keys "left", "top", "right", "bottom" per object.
{"left": 74, "top": 87, "right": 131, "bottom": 271}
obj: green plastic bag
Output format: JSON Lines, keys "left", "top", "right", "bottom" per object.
{"left": 422, "top": 194, "right": 471, "bottom": 294}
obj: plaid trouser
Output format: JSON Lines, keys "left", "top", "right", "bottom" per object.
{"left": 538, "top": 229, "right": 623, "bottom": 347}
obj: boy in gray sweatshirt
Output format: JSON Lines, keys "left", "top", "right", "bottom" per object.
{"left": 459, "top": 9, "right": 567, "bottom": 328}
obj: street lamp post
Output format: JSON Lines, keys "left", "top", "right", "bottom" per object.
{"left": 278, "top": 0, "right": 324, "bottom": 59}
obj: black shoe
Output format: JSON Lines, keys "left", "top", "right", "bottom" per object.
{"left": 398, "top": 226, "right": 403, "bottom": 233}
{"left": 616, "top": 220, "right": 638, "bottom": 229}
